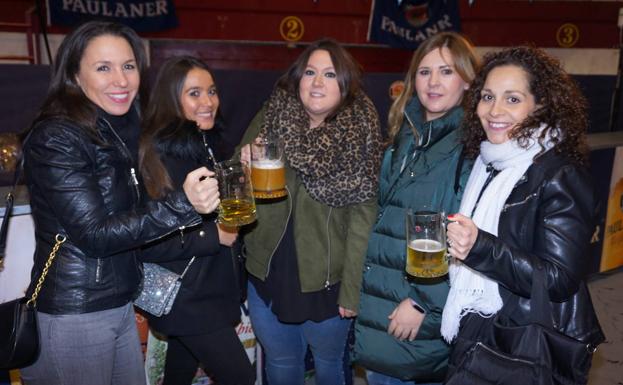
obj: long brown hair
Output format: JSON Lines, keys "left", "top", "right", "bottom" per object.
{"left": 276, "top": 38, "right": 362, "bottom": 122}
{"left": 461, "top": 46, "right": 589, "bottom": 165}
{"left": 139, "top": 56, "right": 217, "bottom": 199}
{"left": 387, "top": 32, "right": 479, "bottom": 142}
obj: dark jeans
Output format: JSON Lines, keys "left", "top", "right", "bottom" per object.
{"left": 163, "top": 327, "right": 255, "bottom": 385}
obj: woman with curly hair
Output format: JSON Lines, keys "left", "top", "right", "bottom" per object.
{"left": 441, "top": 46, "right": 604, "bottom": 384}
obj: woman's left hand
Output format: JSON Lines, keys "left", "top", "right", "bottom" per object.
{"left": 387, "top": 299, "right": 425, "bottom": 341}
{"left": 339, "top": 306, "right": 357, "bottom": 318}
{"left": 446, "top": 213, "right": 479, "bottom": 261}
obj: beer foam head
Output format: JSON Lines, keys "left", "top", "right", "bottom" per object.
{"left": 409, "top": 239, "right": 445, "bottom": 252}
{"left": 253, "top": 159, "right": 283, "bottom": 169}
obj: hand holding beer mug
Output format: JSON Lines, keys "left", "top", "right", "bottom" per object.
{"left": 214, "top": 159, "right": 257, "bottom": 226}
{"left": 405, "top": 209, "right": 448, "bottom": 278}
{"left": 250, "top": 137, "right": 287, "bottom": 199}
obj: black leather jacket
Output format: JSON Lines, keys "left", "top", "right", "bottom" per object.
{"left": 24, "top": 115, "right": 201, "bottom": 314}
{"left": 460, "top": 149, "right": 605, "bottom": 346}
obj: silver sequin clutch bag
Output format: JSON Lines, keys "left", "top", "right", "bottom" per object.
{"left": 134, "top": 257, "right": 196, "bottom": 317}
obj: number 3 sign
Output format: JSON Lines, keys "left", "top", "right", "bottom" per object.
{"left": 556, "top": 23, "right": 580, "bottom": 48}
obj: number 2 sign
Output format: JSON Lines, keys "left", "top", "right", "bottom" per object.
{"left": 280, "top": 16, "right": 305, "bottom": 42}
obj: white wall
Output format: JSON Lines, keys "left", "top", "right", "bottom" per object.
{"left": 0, "top": 211, "right": 35, "bottom": 303}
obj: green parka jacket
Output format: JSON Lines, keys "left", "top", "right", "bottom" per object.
{"left": 239, "top": 108, "right": 379, "bottom": 312}
{"left": 353, "top": 98, "right": 472, "bottom": 381}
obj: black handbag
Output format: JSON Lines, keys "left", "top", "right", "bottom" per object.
{"left": 0, "top": 233, "right": 65, "bottom": 370}
{"left": 446, "top": 265, "right": 598, "bottom": 385}
{"left": 0, "top": 144, "right": 66, "bottom": 370}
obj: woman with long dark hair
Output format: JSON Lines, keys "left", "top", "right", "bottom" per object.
{"left": 139, "top": 56, "right": 255, "bottom": 385}
{"left": 20, "top": 22, "right": 218, "bottom": 385}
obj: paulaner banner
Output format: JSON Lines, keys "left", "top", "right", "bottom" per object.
{"left": 47, "top": 0, "right": 178, "bottom": 32}
{"left": 368, "top": 0, "right": 461, "bottom": 50}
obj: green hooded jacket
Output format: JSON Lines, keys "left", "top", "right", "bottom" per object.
{"left": 239, "top": 108, "right": 379, "bottom": 312}
{"left": 353, "top": 98, "right": 472, "bottom": 381}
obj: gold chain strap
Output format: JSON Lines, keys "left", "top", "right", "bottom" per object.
{"left": 26, "top": 234, "right": 66, "bottom": 307}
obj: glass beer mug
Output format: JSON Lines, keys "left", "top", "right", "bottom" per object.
{"left": 250, "top": 137, "right": 287, "bottom": 199}
{"left": 214, "top": 159, "right": 257, "bottom": 226}
{"left": 405, "top": 209, "right": 448, "bottom": 278}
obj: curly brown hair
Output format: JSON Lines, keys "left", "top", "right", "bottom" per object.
{"left": 462, "top": 46, "right": 589, "bottom": 165}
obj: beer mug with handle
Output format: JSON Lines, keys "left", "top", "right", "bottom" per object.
{"left": 250, "top": 136, "right": 287, "bottom": 199}
{"left": 405, "top": 209, "right": 448, "bottom": 278}
{"left": 214, "top": 158, "right": 257, "bottom": 226}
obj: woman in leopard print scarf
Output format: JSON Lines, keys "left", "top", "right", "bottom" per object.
{"left": 240, "top": 39, "right": 383, "bottom": 385}
{"left": 260, "top": 86, "right": 381, "bottom": 207}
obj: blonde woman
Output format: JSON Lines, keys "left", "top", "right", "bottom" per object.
{"left": 354, "top": 32, "right": 479, "bottom": 385}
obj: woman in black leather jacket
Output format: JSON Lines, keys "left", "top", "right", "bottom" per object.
{"left": 20, "top": 22, "right": 219, "bottom": 385}
{"left": 441, "top": 46, "right": 604, "bottom": 384}
{"left": 139, "top": 56, "right": 254, "bottom": 385}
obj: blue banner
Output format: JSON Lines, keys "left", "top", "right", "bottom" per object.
{"left": 368, "top": 0, "right": 461, "bottom": 50}
{"left": 47, "top": 0, "right": 178, "bottom": 32}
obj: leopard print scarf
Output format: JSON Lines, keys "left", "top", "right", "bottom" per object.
{"left": 260, "top": 87, "right": 383, "bottom": 207}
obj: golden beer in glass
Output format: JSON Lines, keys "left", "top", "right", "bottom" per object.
{"left": 251, "top": 137, "right": 287, "bottom": 199}
{"left": 405, "top": 209, "right": 448, "bottom": 278}
{"left": 219, "top": 198, "right": 256, "bottom": 226}
{"left": 215, "top": 159, "right": 257, "bottom": 226}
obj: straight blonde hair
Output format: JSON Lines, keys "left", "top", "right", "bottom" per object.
{"left": 387, "top": 32, "right": 479, "bottom": 142}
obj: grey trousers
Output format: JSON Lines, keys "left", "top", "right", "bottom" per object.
{"left": 20, "top": 302, "right": 146, "bottom": 385}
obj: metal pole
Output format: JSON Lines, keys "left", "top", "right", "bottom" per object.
{"left": 608, "top": 8, "right": 623, "bottom": 132}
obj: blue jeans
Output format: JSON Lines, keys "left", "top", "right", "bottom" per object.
{"left": 20, "top": 302, "right": 145, "bottom": 385}
{"left": 247, "top": 281, "right": 351, "bottom": 385}
{"left": 366, "top": 370, "right": 442, "bottom": 385}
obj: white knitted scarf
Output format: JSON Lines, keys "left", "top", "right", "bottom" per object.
{"left": 440, "top": 125, "right": 555, "bottom": 343}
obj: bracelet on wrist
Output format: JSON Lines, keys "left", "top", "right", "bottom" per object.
{"left": 410, "top": 299, "right": 426, "bottom": 314}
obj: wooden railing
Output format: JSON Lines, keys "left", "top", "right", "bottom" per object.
{"left": 0, "top": 6, "right": 39, "bottom": 64}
